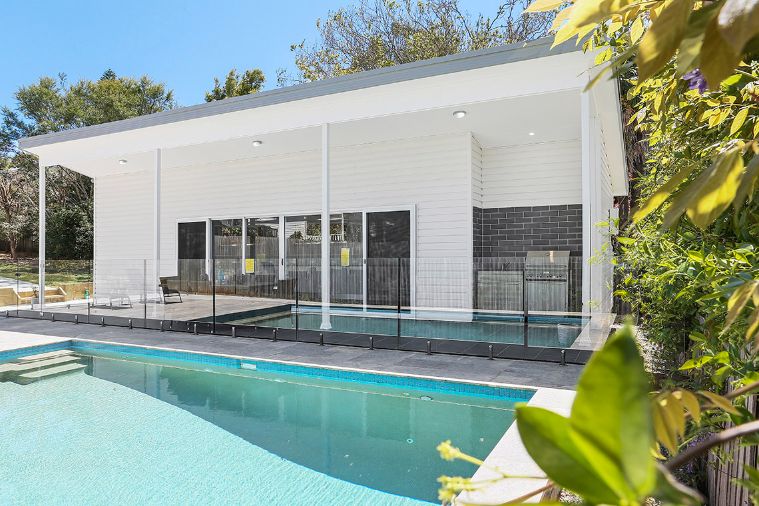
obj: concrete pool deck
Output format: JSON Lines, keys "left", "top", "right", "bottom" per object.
{"left": 0, "top": 317, "right": 582, "bottom": 389}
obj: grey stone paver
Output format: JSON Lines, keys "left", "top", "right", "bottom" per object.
{"left": 0, "top": 317, "right": 583, "bottom": 389}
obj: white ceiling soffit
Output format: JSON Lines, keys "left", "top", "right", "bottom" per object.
{"left": 62, "top": 90, "right": 584, "bottom": 177}
{"left": 28, "top": 50, "right": 594, "bottom": 169}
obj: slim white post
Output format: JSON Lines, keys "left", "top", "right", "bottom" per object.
{"left": 320, "top": 123, "right": 332, "bottom": 329}
{"left": 153, "top": 149, "right": 161, "bottom": 302}
{"left": 38, "top": 162, "right": 46, "bottom": 311}
{"left": 278, "top": 215, "right": 286, "bottom": 280}
{"left": 205, "top": 218, "right": 213, "bottom": 278}
{"left": 241, "top": 216, "right": 248, "bottom": 274}
{"left": 580, "top": 91, "right": 592, "bottom": 313}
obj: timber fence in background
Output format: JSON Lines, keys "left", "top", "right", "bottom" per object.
{"left": 707, "top": 394, "right": 758, "bottom": 506}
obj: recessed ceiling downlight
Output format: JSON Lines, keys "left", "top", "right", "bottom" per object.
{"left": 452, "top": 110, "right": 467, "bottom": 119}
{"left": 528, "top": 132, "right": 536, "bottom": 136}
{"left": 252, "top": 140, "right": 263, "bottom": 147}
{"left": 118, "top": 159, "right": 128, "bottom": 165}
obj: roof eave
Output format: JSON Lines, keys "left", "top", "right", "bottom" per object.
{"left": 19, "top": 37, "right": 579, "bottom": 151}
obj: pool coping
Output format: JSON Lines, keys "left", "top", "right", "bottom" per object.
{"left": 1, "top": 333, "right": 575, "bottom": 504}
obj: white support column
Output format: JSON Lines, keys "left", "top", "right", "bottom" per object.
{"left": 278, "top": 215, "right": 286, "bottom": 280}
{"left": 580, "top": 91, "right": 593, "bottom": 313}
{"left": 241, "top": 217, "right": 248, "bottom": 274}
{"left": 153, "top": 149, "right": 161, "bottom": 300}
{"left": 38, "top": 161, "right": 46, "bottom": 311}
{"left": 320, "top": 123, "right": 332, "bottom": 329}
{"left": 205, "top": 218, "right": 213, "bottom": 278}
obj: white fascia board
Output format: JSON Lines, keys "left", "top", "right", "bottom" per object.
{"left": 27, "top": 51, "right": 591, "bottom": 173}
{"left": 590, "top": 70, "right": 628, "bottom": 196}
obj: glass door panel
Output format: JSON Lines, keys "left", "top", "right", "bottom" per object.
{"left": 177, "top": 221, "right": 206, "bottom": 293}
{"left": 212, "top": 219, "right": 242, "bottom": 294}
{"left": 285, "top": 215, "right": 322, "bottom": 301}
{"left": 366, "top": 211, "right": 410, "bottom": 306}
{"left": 245, "top": 217, "right": 280, "bottom": 297}
{"left": 330, "top": 212, "right": 362, "bottom": 304}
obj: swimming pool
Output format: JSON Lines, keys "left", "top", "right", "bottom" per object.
{"left": 0, "top": 341, "right": 532, "bottom": 504}
{"left": 231, "top": 308, "right": 585, "bottom": 348}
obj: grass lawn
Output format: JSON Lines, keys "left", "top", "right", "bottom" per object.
{"left": 0, "top": 256, "right": 92, "bottom": 285}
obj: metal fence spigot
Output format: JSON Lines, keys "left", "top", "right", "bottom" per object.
{"left": 426, "top": 340, "right": 431, "bottom": 355}
{"left": 369, "top": 336, "right": 374, "bottom": 350}
{"left": 488, "top": 344, "right": 494, "bottom": 360}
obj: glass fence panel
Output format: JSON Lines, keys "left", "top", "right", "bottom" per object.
{"left": 1, "top": 252, "right": 601, "bottom": 363}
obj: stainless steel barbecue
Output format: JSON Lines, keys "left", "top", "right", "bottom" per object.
{"left": 525, "top": 250, "right": 570, "bottom": 312}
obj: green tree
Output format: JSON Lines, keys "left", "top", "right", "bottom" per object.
{"left": 204, "top": 68, "right": 265, "bottom": 102}
{"left": 0, "top": 162, "right": 35, "bottom": 259}
{"left": 0, "top": 71, "right": 175, "bottom": 259}
{"left": 288, "top": 0, "right": 554, "bottom": 83}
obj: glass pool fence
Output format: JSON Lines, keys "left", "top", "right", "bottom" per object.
{"left": 0, "top": 256, "right": 592, "bottom": 364}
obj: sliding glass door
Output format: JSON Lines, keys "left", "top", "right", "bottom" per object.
{"left": 177, "top": 221, "right": 206, "bottom": 292}
{"left": 366, "top": 210, "right": 411, "bottom": 306}
{"left": 212, "top": 219, "right": 242, "bottom": 293}
{"left": 179, "top": 209, "right": 412, "bottom": 306}
{"left": 245, "top": 217, "right": 280, "bottom": 297}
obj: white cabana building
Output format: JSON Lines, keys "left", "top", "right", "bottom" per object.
{"left": 19, "top": 38, "right": 626, "bottom": 331}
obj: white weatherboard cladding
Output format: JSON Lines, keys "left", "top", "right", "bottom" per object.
{"left": 592, "top": 118, "right": 615, "bottom": 313}
{"left": 471, "top": 137, "right": 484, "bottom": 209}
{"left": 481, "top": 139, "right": 582, "bottom": 208}
{"left": 93, "top": 133, "right": 473, "bottom": 309}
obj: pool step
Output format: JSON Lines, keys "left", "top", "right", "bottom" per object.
{"left": 0, "top": 352, "right": 85, "bottom": 385}
{"left": 15, "top": 363, "right": 87, "bottom": 385}
{"left": 16, "top": 350, "right": 74, "bottom": 363}
{"left": 0, "top": 355, "right": 81, "bottom": 374}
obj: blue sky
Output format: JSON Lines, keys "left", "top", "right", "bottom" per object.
{"left": 4, "top": 0, "right": 506, "bottom": 109}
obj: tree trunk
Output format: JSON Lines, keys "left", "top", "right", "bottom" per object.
{"left": 8, "top": 236, "right": 17, "bottom": 260}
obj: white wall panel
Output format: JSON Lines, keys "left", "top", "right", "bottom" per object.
{"left": 94, "top": 133, "right": 473, "bottom": 308}
{"left": 481, "top": 140, "right": 582, "bottom": 208}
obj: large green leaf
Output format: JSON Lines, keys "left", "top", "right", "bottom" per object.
{"left": 637, "top": 0, "right": 694, "bottom": 81}
{"left": 717, "top": 0, "right": 759, "bottom": 53}
{"left": 663, "top": 147, "right": 745, "bottom": 228}
{"left": 677, "top": 3, "right": 721, "bottom": 74}
{"left": 516, "top": 407, "right": 621, "bottom": 504}
{"left": 632, "top": 164, "right": 696, "bottom": 223}
{"left": 701, "top": 14, "right": 741, "bottom": 87}
{"left": 569, "top": 327, "right": 656, "bottom": 499}
{"left": 734, "top": 154, "right": 759, "bottom": 212}
{"left": 684, "top": 149, "right": 745, "bottom": 228}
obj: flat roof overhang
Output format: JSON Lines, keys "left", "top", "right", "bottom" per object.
{"left": 18, "top": 37, "right": 628, "bottom": 196}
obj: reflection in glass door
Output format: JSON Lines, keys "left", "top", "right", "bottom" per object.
{"left": 366, "top": 211, "right": 411, "bottom": 306}
{"left": 212, "top": 219, "right": 242, "bottom": 293}
{"left": 284, "top": 215, "right": 322, "bottom": 301}
{"left": 245, "top": 217, "right": 280, "bottom": 297}
{"left": 177, "top": 222, "right": 206, "bottom": 293}
{"left": 330, "top": 212, "right": 362, "bottom": 304}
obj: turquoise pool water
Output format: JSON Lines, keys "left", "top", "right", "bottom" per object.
{"left": 238, "top": 311, "right": 583, "bottom": 348}
{"left": 0, "top": 345, "right": 524, "bottom": 504}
